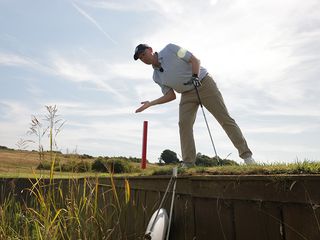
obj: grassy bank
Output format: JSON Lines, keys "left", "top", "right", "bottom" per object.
{"left": 1, "top": 148, "right": 320, "bottom": 178}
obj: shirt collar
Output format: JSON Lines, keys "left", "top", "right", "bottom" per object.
{"left": 152, "top": 52, "right": 163, "bottom": 71}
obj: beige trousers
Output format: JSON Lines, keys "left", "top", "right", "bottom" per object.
{"left": 179, "top": 74, "right": 252, "bottom": 163}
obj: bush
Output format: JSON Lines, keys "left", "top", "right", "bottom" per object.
{"left": 92, "top": 157, "right": 134, "bottom": 174}
{"left": 37, "top": 159, "right": 91, "bottom": 173}
{"left": 128, "top": 157, "right": 141, "bottom": 163}
{"left": 74, "top": 161, "right": 91, "bottom": 172}
{"left": 106, "top": 159, "right": 132, "bottom": 174}
{"left": 60, "top": 163, "right": 73, "bottom": 172}
{"left": 36, "top": 161, "right": 52, "bottom": 170}
{"left": 219, "top": 159, "right": 238, "bottom": 166}
{"left": 0, "top": 145, "right": 13, "bottom": 150}
{"left": 159, "top": 149, "right": 180, "bottom": 164}
{"left": 195, "top": 153, "right": 238, "bottom": 166}
{"left": 92, "top": 157, "right": 108, "bottom": 172}
{"left": 195, "top": 153, "right": 219, "bottom": 167}
{"left": 80, "top": 154, "right": 94, "bottom": 159}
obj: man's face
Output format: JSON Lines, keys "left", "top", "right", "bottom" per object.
{"left": 138, "top": 48, "right": 153, "bottom": 65}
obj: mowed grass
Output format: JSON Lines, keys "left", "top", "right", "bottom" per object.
{"left": 188, "top": 161, "right": 320, "bottom": 175}
{"left": 150, "top": 161, "right": 320, "bottom": 176}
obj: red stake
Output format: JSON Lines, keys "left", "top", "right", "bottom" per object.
{"left": 141, "top": 121, "right": 148, "bottom": 169}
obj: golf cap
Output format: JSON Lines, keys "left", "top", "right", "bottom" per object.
{"left": 134, "top": 44, "right": 150, "bottom": 60}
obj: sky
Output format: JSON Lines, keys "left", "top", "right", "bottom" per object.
{"left": 0, "top": 0, "right": 319, "bottom": 164}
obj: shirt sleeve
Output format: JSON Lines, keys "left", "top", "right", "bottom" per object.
{"left": 155, "top": 81, "right": 172, "bottom": 95}
{"left": 166, "top": 43, "right": 192, "bottom": 63}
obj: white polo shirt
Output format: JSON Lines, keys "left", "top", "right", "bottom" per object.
{"left": 153, "top": 43, "right": 208, "bottom": 95}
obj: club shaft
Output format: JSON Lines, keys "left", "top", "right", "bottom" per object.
{"left": 194, "top": 86, "right": 219, "bottom": 160}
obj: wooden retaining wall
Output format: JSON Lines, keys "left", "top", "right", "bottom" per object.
{"left": 1, "top": 175, "right": 320, "bottom": 240}
{"left": 113, "top": 175, "right": 320, "bottom": 240}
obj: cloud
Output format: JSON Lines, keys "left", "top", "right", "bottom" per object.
{"left": 76, "top": 0, "right": 159, "bottom": 12}
{"left": 50, "top": 53, "right": 128, "bottom": 100}
{"left": 0, "top": 51, "right": 129, "bottom": 102}
{"left": 140, "top": 0, "right": 320, "bottom": 116}
{"left": 0, "top": 101, "right": 28, "bottom": 120}
{"left": 47, "top": 100, "right": 180, "bottom": 160}
{"left": 0, "top": 101, "right": 34, "bottom": 144}
{"left": 0, "top": 52, "right": 57, "bottom": 79}
{"left": 0, "top": 52, "right": 37, "bottom": 67}
{"left": 71, "top": 0, "right": 118, "bottom": 45}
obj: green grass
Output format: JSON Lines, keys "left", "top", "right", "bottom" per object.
{"left": 151, "top": 160, "right": 320, "bottom": 176}
{"left": 1, "top": 148, "right": 319, "bottom": 178}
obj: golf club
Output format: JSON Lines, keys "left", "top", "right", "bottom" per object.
{"left": 184, "top": 78, "right": 219, "bottom": 162}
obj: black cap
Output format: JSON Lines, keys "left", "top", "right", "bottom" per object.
{"left": 133, "top": 44, "right": 150, "bottom": 60}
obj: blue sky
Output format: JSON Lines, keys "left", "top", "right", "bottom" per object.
{"left": 0, "top": 0, "right": 319, "bottom": 164}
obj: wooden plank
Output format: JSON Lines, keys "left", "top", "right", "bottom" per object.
{"left": 190, "top": 176, "right": 320, "bottom": 204}
{"left": 194, "top": 197, "right": 234, "bottom": 240}
{"left": 282, "top": 203, "right": 320, "bottom": 240}
{"left": 2, "top": 175, "right": 320, "bottom": 204}
{"left": 234, "top": 200, "right": 282, "bottom": 240}
{"left": 124, "top": 189, "right": 145, "bottom": 240}
{"left": 114, "top": 176, "right": 178, "bottom": 192}
{"left": 124, "top": 188, "right": 135, "bottom": 239}
{"left": 109, "top": 175, "right": 320, "bottom": 204}
{"left": 169, "top": 194, "right": 195, "bottom": 240}
{"left": 144, "top": 190, "right": 163, "bottom": 231}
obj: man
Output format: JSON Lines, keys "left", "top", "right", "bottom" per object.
{"left": 134, "top": 43, "right": 255, "bottom": 166}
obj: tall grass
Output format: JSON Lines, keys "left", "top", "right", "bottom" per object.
{"left": 0, "top": 105, "right": 135, "bottom": 238}
{"left": 0, "top": 173, "right": 131, "bottom": 239}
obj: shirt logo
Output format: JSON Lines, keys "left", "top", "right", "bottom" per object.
{"left": 177, "top": 48, "right": 187, "bottom": 58}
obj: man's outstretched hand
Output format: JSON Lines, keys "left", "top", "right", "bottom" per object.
{"left": 135, "top": 90, "right": 176, "bottom": 113}
{"left": 135, "top": 101, "right": 151, "bottom": 113}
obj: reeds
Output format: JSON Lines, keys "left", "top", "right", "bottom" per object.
{"left": 1, "top": 104, "right": 134, "bottom": 239}
{"left": 0, "top": 173, "right": 131, "bottom": 239}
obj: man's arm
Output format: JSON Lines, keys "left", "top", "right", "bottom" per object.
{"left": 189, "top": 54, "right": 200, "bottom": 76}
{"left": 135, "top": 89, "right": 176, "bottom": 113}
